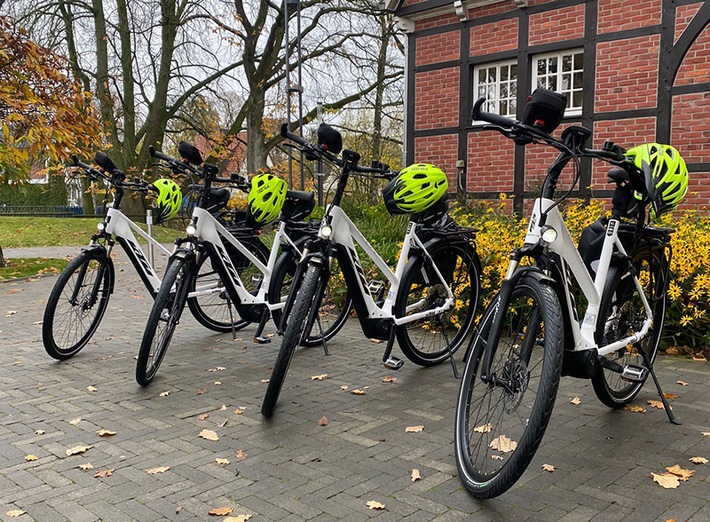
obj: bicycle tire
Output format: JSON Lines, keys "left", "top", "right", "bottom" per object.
{"left": 42, "top": 251, "right": 113, "bottom": 360}
{"left": 269, "top": 245, "right": 352, "bottom": 347}
{"left": 136, "top": 255, "right": 193, "bottom": 386}
{"left": 592, "top": 246, "right": 668, "bottom": 407}
{"left": 455, "top": 274, "right": 564, "bottom": 498}
{"left": 395, "top": 239, "right": 481, "bottom": 366}
{"left": 262, "top": 261, "right": 323, "bottom": 417}
{"left": 187, "top": 239, "right": 269, "bottom": 332}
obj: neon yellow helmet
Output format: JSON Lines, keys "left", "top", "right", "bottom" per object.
{"left": 626, "top": 143, "right": 688, "bottom": 216}
{"left": 151, "top": 178, "right": 182, "bottom": 223}
{"left": 382, "top": 163, "right": 448, "bottom": 214}
{"left": 247, "top": 174, "right": 287, "bottom": 225}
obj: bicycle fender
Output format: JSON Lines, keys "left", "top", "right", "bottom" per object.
{"left": 79, "top": 244, "right": 116, "bottom": 295}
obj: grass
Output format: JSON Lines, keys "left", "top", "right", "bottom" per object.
{"left": 0, "top": 258, "right": 69, "bottom": 282}
{"left": 0, "top": 216, "right": 180, "bottom": 248}
{"left": 0, "top": 216, "right": 181, "bottom": 281}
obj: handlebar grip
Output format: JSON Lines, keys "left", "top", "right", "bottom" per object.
{"left": 471, "top": 97, "right": 517, "bottom": 128}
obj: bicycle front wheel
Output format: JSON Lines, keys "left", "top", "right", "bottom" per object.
{"left": 592, "top": 246, "right": 668, "bottom": 407}
{"left": 136, "top": 255, "right": 193, "bottom": 386}
{"left": 395, "top": 240, "right": 481, "bottom": 366}
{"left": 262, "top": 260, "right": 323, "bottom": 417}
{"left": 187, "top": 239, "right": 268, "bottom": 332}
{"left": 455, "top": 274, "right": 564, "bottom": 498}
{"left": 269, "top": 247, "right": 351, "bottom": 347}
{"left": 42, "top": 251, "right": 113, "bottom": 360}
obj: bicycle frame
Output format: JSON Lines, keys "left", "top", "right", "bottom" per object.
{"left": 101, "top": 206, "right": 172, "bottom": 297}
{"left": 322, "top": 205, "right": 455, "bottom": 326}
{"left": 521, "top": 197, "right": 654, "bottom": 356}
{"left": 186, "top": 206, "right": 302, "bottom": 312}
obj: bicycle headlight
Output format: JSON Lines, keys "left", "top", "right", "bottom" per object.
{"left": 97, "top": 222, "right": 105, "bottom": 232}
{"left": 186, "top": 225, "right": 197, "bottom": 237}
{"left": 320, "top": 225, "right": 333, "bottom": 238}
{"left": 541, "top": 225, "right": 558, "bottom": 245}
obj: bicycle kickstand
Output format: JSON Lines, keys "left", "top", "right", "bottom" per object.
{"left": 640, "top": 349, "right": 681, "bottom": 425}
{"left": 382, "top": 324, "right": 404, "bottom": 370}
{"left": 253, "top": 308, "right": 272, "bottom": 344}
{"left": 314, "top": 316, "right": 330, "bottom": 356}
{"left": 436, "top": 314, "right": 459, "bottom": 379}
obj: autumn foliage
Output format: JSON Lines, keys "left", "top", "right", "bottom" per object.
{"left": 0, "top": 16, "right": 101, "bottom": 184}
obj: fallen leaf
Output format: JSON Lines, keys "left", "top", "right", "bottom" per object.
{"left": 34, "top": 430, "right": 45, "bottom": 435}
{"left": 220, "top": 404, "right": 227, "bottom": 411}
{"left": 411, "top": 469, "right": 421, "bottom": 481}
{"left": 340, "top": 385, "right": 348, "bottom": 391}
{"left": 25, "top": 454, "right": 38, "bottom": 461}
{"left": 215, "top": 458, "right": 230, "bottom": 465}
{"left": 366, "top": 500, "right": 385, "bottom": 510}
{"left": 234, "top": 450, "right": 248, "bottom": 462}
{"left": 96, "top": 429, "right": 116, "bottom": 437}
{"left": 702, "top": 432, "right": 710, "bottom": 437}
{"left": 199, "top": 429, "right": 219, "bottom": 441}
{"left": 491, "top": 455, "right": 504, "bottom": 460}
{"left": 405, "top": 425, "right": 424, "bottom": 433}
{"left": 317, "top": 416, "right": 329, "bottom": 426}
{"left": 666, "top": 464, "right": 694, "bottom": 481}
{"left": 78, "top": 463, "right": 93, "bottom": 470}
{"left": 625, "top": 404, "right": 646, "bottom": 413}
{"left": 234, "top": 407, "right": 246, "bottom": 415}
{"left": 197, "top": 389, "right": 207, "bottom": 395}
{"left": 689, "top": 457, "right": 707, "bottom": 464}
{"left": 570, "top": 396, "right": 581, "bottom": 405}
{"left": 224, "top": 515, "right": 252, "bottom": 522}
{"left": 489, "top": 435, "right": 517, "bottom": 453}
{"left": 65, "top": 445, "right": 93, "bottom": 456}
{"left": 87, "top": 385, "right": 98, "bottom": 392}
{"left": 5, "top": 310, "right": 17, "bottom": 316}
{"left": 310, "top": 374, "right": 328, "bottom": 380}
{"left": 473, "top": 423, "right": 492, "bottom": 433}
{"left": 647, "top": 400, "right": 665, "bottom": 410}
{"left": 260, "top": 379, "right": 269, "bottom": 384}
{"left": 350, "top": 389, "right": 366, "bottom": 395}
{"left": 146, "top": 466, "right": 170, "bottom": 474}
{"left": 692, "top": 352, "right": 707, "bottom": 362}
{"left": 382, "top": 375, "right": 397, "bottom": 383}
{"left": 159, "top": 391, "right": 171, "bottom": 397}
{"left": 652, "top": 472, "right": 680, "bottom": 488}
{"left": 33, "top": 320, "right": 42, "bottom": 325}
{"left": 214, "top": 381, "right": 222, "bottom": 386}
{"left": 219, "top": 418, "right": 228, "bottom": 428}
{"left": 68, "top": 417, "right": 82, "bottom": 425}
{"left": 198, "top": 413, "right": 209, "bottom": 421}
{"left": 94, "top": 468, "right": 114, "bottom": 478}
{"left": 176, "top": 506, "right": 182, "bottom": 514}
{"left": 542, "top": 464, "right": 555, "bottom": 472}
{"left": 663, "top": 393, "right": 679, "bottom": 399}
{"left": 6, "top": 510, "right": 26, "bottom": 517}
{"left": 370, "top": 339, "right": 383, "bottom": 344}
{"left": 209, "top": 507, "right": 233, "bottom": 516}
{"left": 676, "top": 380, "right": 688, "bottom": 386}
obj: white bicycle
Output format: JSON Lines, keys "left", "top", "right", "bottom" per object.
{"left": 261, "top": 123, "right": 482, "bottom": 417}
{"left": 42, "top": 153, "right": 231, "bottom": 359}
{"left": 455, "top": 93, "right": 686, "bottom": 498}
{"left": 136, "top": 142, "right": 351, "bottom": 385}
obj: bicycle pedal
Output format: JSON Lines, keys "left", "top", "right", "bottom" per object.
{"left": 253, "top": 336, "right": 272, "bottom": 344}
{"left": 621, "top": 364, "right": 648, "bottom": 382}
{"left": 383, "top": 356, "right": 404, "bottom": 370}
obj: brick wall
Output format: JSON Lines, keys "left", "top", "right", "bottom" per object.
{"left": 400, "top": 0, "right": 709, "bottom": 211}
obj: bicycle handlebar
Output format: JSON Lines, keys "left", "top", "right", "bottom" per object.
{"left": 280, "top": 122, "right": 396, "bottom": 179}
{"left": 71, "top": 154, "right": 150, "bottom": 192}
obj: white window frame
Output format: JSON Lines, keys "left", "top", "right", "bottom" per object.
{"left": 532, "top": 49, "right": 584, "bottom": 116}
{"left": 472, "top": 60, "right": 518, "bottom": 121}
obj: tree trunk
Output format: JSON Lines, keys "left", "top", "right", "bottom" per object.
{"left": 0, "top": 244, "right": 5, "bottom": 268}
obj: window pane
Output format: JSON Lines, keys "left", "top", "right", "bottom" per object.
{"left": 500, "top": 84, "right": 508, "bottom": 97}
{"left": 562, "top": 54, "right": 572, "bottom": 72}
{"left": 573, "top": 90, "right": 583, "bottom": 108}
{"left": 537, "top": 60, "right": 547, "bottom": 76}
{"left": 478, "top": 69, "right": 486, "bottom": 83}
{"left": 573, "top": 71, "right": 583, "bottom": 89}
{"left": 574, "top": 52, "right": 584, "bottom": 69}
{"left": 500, "top": 100, "right": 508, "bottom": 115}
{"left": 548, "top": 57, "right": 558, "bottom": 74}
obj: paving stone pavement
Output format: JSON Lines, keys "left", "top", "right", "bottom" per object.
{"left": 1, "top": 256, "right": 709, "bottom": 521}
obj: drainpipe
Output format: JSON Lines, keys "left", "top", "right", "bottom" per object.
{"left": 395, "top": 16, "right": 414, "bottom": 167}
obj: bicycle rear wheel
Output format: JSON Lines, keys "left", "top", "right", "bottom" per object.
{"left": 136, "top": 255, "right": 193, "bottom": 386}
{"left": 187, "top": 239, "right": 269, "bottom": 332}
{"left": 269, "top": 246, "right": 351, "bottom": 347}
{"left": 42, "top": 251, "right": 113, "bottom": 360}
{"left": 455, "top": 274, "right": 564, "bottom": 498}
{"left": 592, "top": 247, "right": 668, "bottom": 407}
{"left": 262, "top": 260, "right": 323, "bottom": 417}
{"left": 395, "top": 240, "right": 481, "bottom": 366}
